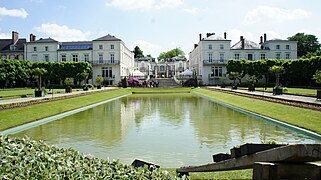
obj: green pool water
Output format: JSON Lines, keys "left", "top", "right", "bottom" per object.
{"left": 13, "top": 94, "right": 320, "bottom": 167}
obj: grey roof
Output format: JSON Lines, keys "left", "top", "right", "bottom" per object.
{"left": 231, "top": 39, "right": 261, "bottom": 49}
{"left": 94, "top": 34, "right": 121, "bottom": 41}
{"left": 0, "top": 38, "right": 26, "bottom": 51}
{"left": 58, "top": 41, "right": 93, "bottom": 51}
{"left": 29, "top": 37, "right": 58, "bottom": 43}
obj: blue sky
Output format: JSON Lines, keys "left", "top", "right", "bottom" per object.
{"left": 1, "top": 0, "right": 321, "bottom": 58}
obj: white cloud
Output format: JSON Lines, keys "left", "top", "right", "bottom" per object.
{"left": 183, "top": 8, "right": 205, "bottom": 15}
{"left": 0, "top": 33, "right": 11, "bottom": 39}
{"left": 0, "top": 7, "right": 28, "bottom": 18}
{"left": 131, "top": 40, "right": 162, "bottom": 57}
{"left": 106, "top": 0, "right": 183, "bottom": 11}
{"left": 244, "top": 6, "right": 310, "bottom": 25}
{"left": 35, "top": 23, "right": 91, "bottom": 41}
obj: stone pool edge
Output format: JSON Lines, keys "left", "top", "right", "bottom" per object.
{"left": 0, "top": 93, "right": 131, "bottom": 135}
{"left": 191, "top": 91, "right": 321, "bottom": 140}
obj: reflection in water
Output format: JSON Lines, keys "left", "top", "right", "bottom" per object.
{"left": 13, "top": 94, "right": 320, "bottom": 167}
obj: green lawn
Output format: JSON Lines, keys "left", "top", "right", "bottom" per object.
{"left": 0, "top": 88, "right": 83, "bottom": 100}
{"left": 238, "top": 87, "right": 318, "bottom": 96}
{"left": 0, "top": 89, "right": 130, "bottom": 131}
{"left": 193, "top": 88, "right": 321, "bottom": 134}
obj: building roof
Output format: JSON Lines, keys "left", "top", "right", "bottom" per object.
{"left": 231, "top": 39, "right": 261, "bottom": 50}
{"left": 203, "top": 34, "right": 226, "bottom": 41}
{"left": 0, "top": 38, "right": 26, "bottom": 51}
{"left": 29, "top": 37, "right": 58, "bottom": 43}
{"left": 94, "top": 34, "right": 121, "bottom": 41}
{"left": 59, "top": 41, "right": 93, "bottom": 50}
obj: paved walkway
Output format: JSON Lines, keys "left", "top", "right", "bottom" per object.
{"left": 0, "top": 87, "right": 118, "bottom": 105}
{"left": 206, "top": 86, "right": 321, "bottom": 105}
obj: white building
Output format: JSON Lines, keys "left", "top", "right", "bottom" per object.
{"left": 189, "top": 33, "right": 297, "bottom": 85}
{"left": 25, "top": 34, "right": 134, "bottom": 85}
{"left": 135, "top": 56, "right": 189, "bottom": 78}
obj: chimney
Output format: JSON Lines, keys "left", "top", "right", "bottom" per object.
{"left": 199, "top": 33, "right": 202, "bottom": 41}
{"left": 240, "top": 36, "right": 244, "bottom": 49}
{"left": 224, "top": 32, "right": 227, "bottom": 40}
{"left": 12, "top": 31, "right": 18, "bottom": 44}
{"left": 194, "top": 44, "right": 198, "bottom": 49}
{"left": 260, "top": 36, "right": 263, "bottom": 44}
{"left": 264, "top": 33, "right": 267, "bottom": 42}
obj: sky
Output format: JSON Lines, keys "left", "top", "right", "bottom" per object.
{"left": 1, "top": 0, "right": 321, "bottom": 58}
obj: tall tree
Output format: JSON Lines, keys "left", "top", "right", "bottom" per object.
{"left": 133, "top": 46, "right": 144, "bottom": 58}
{"left": 157, "top": 47, "right": 186, "bottom": 61}
{"left": 288, "top": 33, "right": 321, "bottom": 58}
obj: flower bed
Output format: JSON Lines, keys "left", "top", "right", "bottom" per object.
{"left": 0, "top": 136, "right": 173, "bottom": 179}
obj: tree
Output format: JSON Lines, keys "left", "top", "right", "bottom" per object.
{"left": 157, "top": 47, "right": 186, "bottom": 61}
{"left": 288, "top": 33, "right": 321, "bottom": 58}
{"left": 32, "top": 67, "right": 47, "bottom": 89}
{"left": 270, "top": 65, "right": 284, "bottom": 87}
{"left": 133, "top": 46, "right": 144, "bottom": 58}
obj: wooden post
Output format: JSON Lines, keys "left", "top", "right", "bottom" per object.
{"left": 253, "top": 162, "right": 321, "bottom": 180}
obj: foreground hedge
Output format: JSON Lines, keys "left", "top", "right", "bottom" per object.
{"left": 0, "top": 136, "right": 176, "bottom": 179}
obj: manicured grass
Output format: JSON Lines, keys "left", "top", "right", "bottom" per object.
{"left": 164, "top": 168, "right": 252, "bottom": 180}
{"left": 238, "top": 87, "right": 318, "bottom": 96}
{"left": 0, "top": 88, "right": 83, "bottom": 99}
{"left": 192, "top": 88, "right": 321, "bottom": 134}
{"left": 0, "top": 89, "right": 130, "bottom": 131}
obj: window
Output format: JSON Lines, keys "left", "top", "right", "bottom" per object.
{"left": 260, "top": 53, "right": 266, "bottom": 60}
{"left": 102, "top": 67, "right": 112, "bottom": 78}
{"left": 276, "top": 53, "right": 281, "bottom": 59}
{"left": 1, "top": 55, "right": 6, "bottom": 59}
{"left": 220, "top": 44, "right": 224, "bottom": 50}
{"left": 286, "top": 45, "right": 290, "bottom": 50}
{"left": 99, "top": 45, "right": 103, "bottom": 50}
{"left": 110, "top": 54, "right": 115, "bottom": 63}
{"left": 111, "top": 44, "right": 114, "bottom": 49}
{"left": 84, "top": 54, "right": 89, "bottom": 62}
{"left": 179, "top": 62, "right": 183, "bottom": 68}
{"left": 72, "top": 54, "right": 78, "bottom": 62}
{"left": 45, "top": 46, "right": 48, "bottom": 51}
{"left": 276, "top": 45, "right": 280, "bottom": 50}
{"left": 247, "top": 54, "right": 253, "bottom": 60}
{"left": 32, "top": 54, "right": 37, "bottom": 62}
{"left": 99, "top": 54, "right": 104, "bottom": 63}
{"left": 208, "top": 44, "right": 212, "bottom": 50}
{"left": 208, "top": 53, "right": 213, "bottom": 62}
{"left": 44, "top": 55, "right": 49, "bottom": 62}
{"left": 285, "top": 53, "right": 290, "bottom": 59}
{"left": 211, "top": 67, "right": 223, "bottom": 77}
{"left": 33, "top": 47, "right": 37, "bottom": 52}
{"left": 61, "top": 54, "right": 66, "bottom": 62}
{"left": 219, "top": 54, "right": 224, "bottom": 62}
{"left": 234, "top": 53, "right": 240, "bottom": 60}
{"left": 160, "top": 66, "right": 165, "bottom": 71}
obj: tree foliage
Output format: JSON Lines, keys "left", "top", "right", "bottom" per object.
{"left": 157, "top": 47, "right": 186, "bottom": 61}
{"left": 133, "top": 46, "right": 144, "bottom": 58}
{"left": 0, "top": 59, "right": 93, "bottom": 88}
{"left": 288, "top": 33, "right": 321, "bottom": 58}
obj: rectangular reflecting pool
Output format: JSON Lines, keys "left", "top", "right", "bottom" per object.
{"left": 13, "top": 94, "right": 321, "bottom": 167}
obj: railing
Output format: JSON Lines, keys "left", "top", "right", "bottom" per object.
{"left": 203, "top": 59, "right": 227, "bottom": 65}
{"left": 88, "top": 60, "right": 119, "bottom": 65}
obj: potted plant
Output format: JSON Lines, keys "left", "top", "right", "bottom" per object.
{"left": 270, "top": 65, "right": 284, "bottom": 95}
{"left": 313, "top": 70, "right": 321, "bottom": 100}
{"left": 228, "top": 71, "right": 240, "bottom": 89}
{"left": 246, "top": 75, "right": 257, "bottom": 92}
{"left": 64, "top": 77, "right": 74, "bottom": 93}
{"left": 219, "top": 77, "right": 226, "bottom": 88}
{"left": 32, "top": 67, "right": 47, "bottom": 97}
{"left": 96, "top": 76, "right": 104, "bottom": 89}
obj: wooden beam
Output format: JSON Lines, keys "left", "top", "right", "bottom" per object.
{"left": 176, "top": 144, "right": 321, "bottom": 173}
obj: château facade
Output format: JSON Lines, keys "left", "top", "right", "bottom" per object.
{"left": 189, "top": 33, "right": 298, "bottom": 85}
{"left": 24, "top": 34, "right": 134, "bottom": 85}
